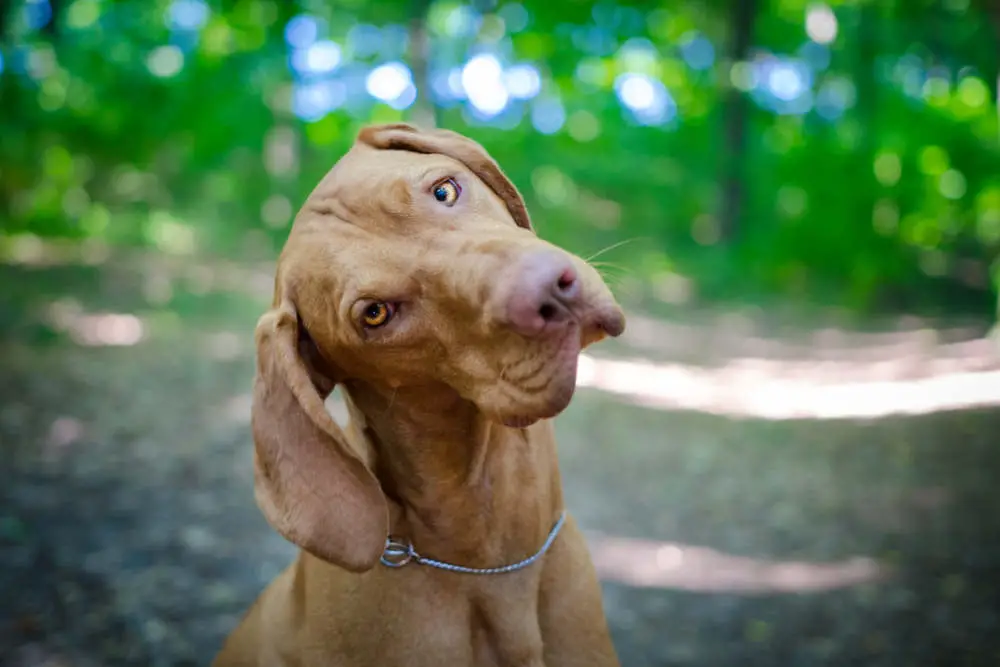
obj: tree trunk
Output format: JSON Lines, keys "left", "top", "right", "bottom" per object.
{"left": 988, "top": 0, "right": 1000, "bottom": 146}
{"left": 983, "top": 0, "right": 1000, "bottom": 327}
{"left": 0, "top": 0, "right": 9, "bottom": 43}
{"left": 41, "top": 0, "right": 60, "bottom": 37}
{"left": 718, "top": 0, "right": 757, "bottom": 242}
{"left": 408, "top": 0, "right": 437, "bottom": 129}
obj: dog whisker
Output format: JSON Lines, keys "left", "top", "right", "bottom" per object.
{"left": 584, "top": 237, "right": 645, "bottom": 263}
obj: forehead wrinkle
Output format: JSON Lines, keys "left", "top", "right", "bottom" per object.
{"left": 301, "top": 150, "right": 471, "bottom": 228}
{"left": 301, "top": 191, "right": 358, "bottom": 222}
{"left": 365, "top": 151, "right": 468, "bottom": 191}
{"left": 415, "top": 161, "right": 467, "bottom": 187}
{"left": 327, "top": 227, "right": 425, "bottom": 295}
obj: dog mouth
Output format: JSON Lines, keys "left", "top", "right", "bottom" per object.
{"left": 502, "top": 414, "right": 543, "bottom": 428}
{"left": 497, "top": 328, "right": 581, "bottom": 428}
{"left": 493, "top": 301, "right": 625, "bottom": 429}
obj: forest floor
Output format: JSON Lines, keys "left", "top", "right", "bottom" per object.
{"left": 2, "top": 257, "right": 1000, "bottom": 667}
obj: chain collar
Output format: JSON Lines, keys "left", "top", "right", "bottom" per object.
{"left": 380, "top": 511, "right": 567, "bottom": 575}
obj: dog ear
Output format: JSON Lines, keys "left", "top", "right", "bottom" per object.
{"left": 358, "top": 123, "right": 534, "bottom": 232}
{"left": 250, "top": 293, "right": 387, "bottom": 572}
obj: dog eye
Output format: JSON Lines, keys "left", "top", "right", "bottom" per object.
{"left": 361, "top": 302, "right": 395, "bottom": 328}
{"left": 432, "top": 178, "right": 461, "bottom": 206}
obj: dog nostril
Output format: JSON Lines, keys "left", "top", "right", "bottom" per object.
{"left": 556, "top": 269, "right": 576, "bottom": 292}
{"left": 538, "top": 303, "right": 557, "bottom": 321}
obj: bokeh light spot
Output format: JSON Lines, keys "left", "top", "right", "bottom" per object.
{"left": 498, "top": 3, "right": 529, "bottom": 33}
{"left": 292, "top": 40, "right": 341, "bottom": 75}
{"left": 462, "top": 54, "right": 509, "bottom": 116}
{"left": 366, "top": 62, "right": 416, "bottom": 110}
{"left": 798, "top": 41, "right": 830, "bottom": 71}
{"left": 777, "top": 186, "right": 808, "bottom": 218}
{"left": 147, "top": 45, "right": 184, "bottom": 78}
{"left": 873, "top": 199, "right": 900, "bottom": 235}
{"left": 264, "top": 127, "right": 299, "bottom": 176}
{"left": 874, "top": 153, "right": 902, "bottom": 187}
{"left": 532, "top": 165, "right": 576, "bottom": 207}
{"left": 66, "top": 0, "right": 100, "bottom": 29}
{"left": 445, "top": 5, "right": 480, "bottom": 38}
{"left": 292, "top": 80, "right": 346, "bottom": 121}
{"left": 503, "top": 64, "right": 541, "bottom": 100}
{"left": 26, "top": 46, "right": 56, "bottom": 80}
{"left": 768, "top": 62, "right": 807, "bottom": 101}
{"left": 24, "top": 0, "right": 52, "bottom": 31}
{"left": 479, "top": 14, "right": 506, "bottom": 43}
{"left": 922, "top": 74, "right": 950, "bottom": 106}
{"left": 940, "top": 169, "right": 967, "bottom": 200}
{"left": 805, "top": 4, "right": 838, "bottom": 44}
{"left": 444, "top": 67, "right": 466, "bottom": 100}
{"left": 167, "top": 0, "right": 209, "bottom": 31}
{"left": 815, "top": 76, "right": 855, "bottom": 120}
{"left": 347, "top": 24, "right": 382, "bottom": 59}
{"left": 261, "top": 194, "right": 293, "bottom": 229}
{"left": 614, "top": 73, "right": 676, "bottom": 125}
{"left": 616, "top": 38, "right": 660, "bottom": 76}
{"left": 576, "top": 58, "right": 609, "bottom": 88}
{"left": 285, "top": 15, "right": 319, "bottom": 49}
{"left": 679, "top": 32, "right": 715, "bottom": 71}
{"left": 531, "top": 97, "right": 565, "bottom": 134}
{"left": 976, "top": 205, "right": 1000, "bottom": 245}
{"left": 147, "top": 212, "right": 196, "bottom": 255}
{"left": 919, "top": 146, "right": 949, "bottom": 176}
{"left": 958, "top": 76, "right": 989, "bottom": 108}
{"left": 618, "top": 74, "right": 655, "bottom": 109}
{"left": 730, "top": 62, "right": 757, "bottom": 91}
{"left": 567, "top": 110, "right": 600, "bottom": 142}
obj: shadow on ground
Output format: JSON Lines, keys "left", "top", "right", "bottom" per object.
{"left": 2, "top": 262, "right": 1000, "bottom": 666}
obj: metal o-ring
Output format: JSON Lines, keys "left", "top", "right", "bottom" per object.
{"left": 380, "top": 538, "right": 414, "bottom": 568}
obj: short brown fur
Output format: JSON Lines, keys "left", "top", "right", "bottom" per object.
{"left": 214, "top": 124, "right": 624, "bottom": 666}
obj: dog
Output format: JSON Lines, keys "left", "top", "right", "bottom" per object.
{"left": 213, "top": 123, "right": 625, "bottom": 666}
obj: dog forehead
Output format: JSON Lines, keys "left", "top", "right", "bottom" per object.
{"left": 277, "top": 235, "right": 410, "bottom": 319}
{"left": 331, "top": 143, "right": 465, "bottom": 191}
{"left": 296, "top": 144, "right": 510, "bottom": 236}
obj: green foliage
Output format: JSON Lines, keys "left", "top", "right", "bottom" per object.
{"left": 1, "top": 0, "right": 999, "bottom": 318}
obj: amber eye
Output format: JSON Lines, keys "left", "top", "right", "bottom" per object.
{"left": 432, "top": 178, "right": 461, "bottom": 206}
{"left": 362, "top": 302, "right": 395, "bottom": 328}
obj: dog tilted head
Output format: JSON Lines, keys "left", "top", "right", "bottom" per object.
{"left": 249, "top": 123, "right": 625, "bottom": 570}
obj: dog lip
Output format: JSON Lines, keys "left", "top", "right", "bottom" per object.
{"left": 595, "top": 308, "right": 626, "bottom": 337}
{"left": 578, "top": 306, "right": 625, "bottom": 343}
{"left": 502, "top": 415, "right": 540, "bottom": 428}
{"left": 498, "top": 333, "right": 579, "bottom": 428}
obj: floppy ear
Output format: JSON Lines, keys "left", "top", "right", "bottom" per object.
{"left": 358, "top": 123, "right": 534, "bottom": 231}
{"left": 250, "top": 295, "right": 388, "bottom": 572}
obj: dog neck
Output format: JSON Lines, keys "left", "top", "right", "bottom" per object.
{"left": 342, "top": 380, "right": 564, "bottom": 570}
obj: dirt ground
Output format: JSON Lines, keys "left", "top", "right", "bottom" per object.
{"left": 2, "top": 261, "right": 1000, "bottom": 666}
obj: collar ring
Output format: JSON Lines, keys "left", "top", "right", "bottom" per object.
{"left": 380, "top": 537, "right": 415, "bottom": 568}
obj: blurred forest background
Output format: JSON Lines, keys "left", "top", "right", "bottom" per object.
{"left": 4, "top": 1, "right": 1000, "bottom": 666}
{"left": 2, "top": 0, "right": 1000, "bottom": 318}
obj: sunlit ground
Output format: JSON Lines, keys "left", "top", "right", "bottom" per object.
{"left": 586, "top": 534, "right": 886, "bottom": 594}
{"left": 577, "top": 342, "right": 1000, "bottom": 420}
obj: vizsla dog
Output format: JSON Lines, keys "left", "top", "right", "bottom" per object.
{"left": 214, "top": 123, "right": 625, "bottom": 666}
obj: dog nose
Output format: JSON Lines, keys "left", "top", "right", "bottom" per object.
{"left": 504, "top": 250, "right": 581, "bottom": 337}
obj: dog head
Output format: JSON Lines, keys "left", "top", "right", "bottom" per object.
{"left": 250, "top": 123, "right": 625, "bottom": 570}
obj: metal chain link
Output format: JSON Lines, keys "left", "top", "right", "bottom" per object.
{"left": 380, "top": 511, "right": 567, "bottom": 575}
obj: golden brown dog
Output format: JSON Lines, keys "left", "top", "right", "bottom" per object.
{"left": 213, "top": 123, "right": 625, "bottom": 666}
